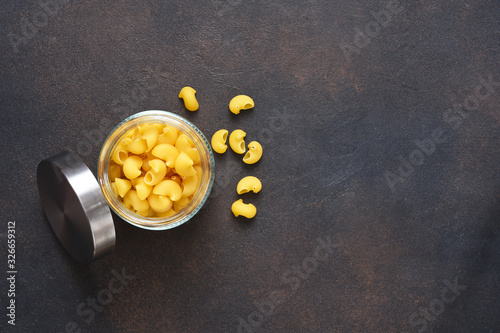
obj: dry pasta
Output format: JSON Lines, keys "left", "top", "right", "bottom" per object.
{"left": 211, "top": 129, "right": 228, "bottom": 154}
{"left": 229, "top": 129, "right": 246, "bottom": 154}
{"left": 231, "top": 199, "right": 257, "bottom": 218}
{"left": 242, "top": 141, "right": 262, "bottom": 164}
{"left": 178, "top": 86, "right": 199, "bottom": 111}
{"left": 229, "top": 95, "right": 254, "bottom": 115}
{"left": 108, "top": 122, "right": 203, "bottom": 218}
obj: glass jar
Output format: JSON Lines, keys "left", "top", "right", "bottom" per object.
{"left": 97, "top": 110, "right": 215, "bottom": 230}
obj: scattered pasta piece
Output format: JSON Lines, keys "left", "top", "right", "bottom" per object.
{"left": 229, "top": 95, "right": 254, "bottom": 114}
{"left": 211, "top": 129, "right": 229, "bottom": 154}
{"left": 236, "top": 176, "right": 262, "bottom": 194}
{"left": 231, "top": 199, "right": 257, "bottom": 218}
{"left": 178, "top": 86, "right": 199, "bottom": 111}
{"left": 243, "top": 141, "right": 262, "bottom": 164}
{"left": 229, "top": 129, "right": 246, "bottom": 154}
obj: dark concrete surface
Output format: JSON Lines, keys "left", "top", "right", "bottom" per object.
{"left": 1, "top": 1, "right": 499, "bottom": 332}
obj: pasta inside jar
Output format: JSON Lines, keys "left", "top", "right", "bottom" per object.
{"left": 98, "top": 111, "right": 214, "bottom": 230}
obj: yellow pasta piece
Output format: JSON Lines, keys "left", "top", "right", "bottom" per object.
{"left": 229, "top": 129, "right": 246, "bottom": 154}
{"left": 243, "top": 141, "right": 263, "bottom": 164}
{"left": 229, "top": 95, "right": 254, "bottom": 115}
{"left": 148, "top": 207, "right": 158, "bottom": 217}
{"left": 151, "top": 144, "right": 179, "bottom": 168}
{"left": 152, "top": 123, "right": 165, "bottom": 133}
{"left": 178, "top": 86, "right": 199, "bottom": 111}
{"left": 153, "top": 180, "right": 182, "bottom": 201}
{"left": 147, "top": 194, "right": 173, "bottom": 213}
{"left": 173, "top": 196, "right": 190, "bottom": 211}
{"left": 141, "top": 125, "right": 159, "bottom": 152}
{"left": 181, "top": 175, "right": 198, "bottom": 197}
{"left": 140, "top": 152, "right": 155, "bottom": 172}
{"left": 135, "top": 206, "right": 156, "bottom": 217}
{"left": 123, "top": 190, "right": 149, "bottom": 212}
{"left": 144, "top": 159, "right": 167, "bottom": 186}
{"left": 125, "top": 128, "right": 136, "bottom": 139}
{"left": 112, "top": 149, "right": 128, "bottom": 165}
{"left": 123, "top": 156, "right": 143, "bottom": 180}
{"left": 211, "top": 129, "right": 228, "bottom": 154}
{"left": 194, "top": 166, "right": 203, "bottom": 188}
{"left": 111, "top": 137, "right": 132, "bottom": 165}
{"left": 175, "top": 133, "right": 193, "bottom": 148}
{"left": 156, "top": 209, "right": 176, "bottom": 218}
{"left": 137, "top": 208, "right": 157, "bottom": 217}
{"left": 156, "top": 126, "right": 178, "bottom": 145}
{"left": 175, "top": 134, "right": 200, "bottom": 164}
{"left": 128, "top": 138, "right": 148, "bottom": 154}
{"left": 169, "top": 174, "right": 182, "bottom": 186}
{"left": 231, "top": 199, "right": 257, "bottom": 218}
{"left": 236, "top": 176, "right": 262, "bottom": 194}
{"left": 109, "top": 163, "right": 122, "bottom": 180}
{"left": 132, "top": 177, "right": 153, "bottom": 201}
{"left": 110, "top": 182, "right": 119, "bottom": 197}
{"left": 135, "top": 209, "right": 149, "bottom": 217}
{"left": 174, "top": 151, "right": 196, "bottom": 178}
{"left": 115, "top": 178, "right": 132, "bottom": 198}
{"left": 113, "top": 137, "right": 132, "bottom": 153}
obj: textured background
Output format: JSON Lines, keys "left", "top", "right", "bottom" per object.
{"left": 1, "top": 0, "right": 499, "bottom": 332}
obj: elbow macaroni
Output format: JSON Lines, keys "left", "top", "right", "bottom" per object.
{"left": 128, "top": 138, "right": 148, "bottom": 154}
{"left": 141, "top": 125, "right": 159, "bottom": 152}
{"left": 108, "top": 122, "right": 205, "bottom": 217}
{"left": 229, "top": 95, "right": 254, "bottom": 114}
{"left": 178, "top": 86, "right": 199, "bottom": 111}
{"left": 236, "top": 176, "right": 262, "bottom": 194}
{"left": 243, "top": 141, "right": 262, "bottom": 164}
{"left": 115, "top": 178, "right": 132, "bottom": 198}
{"left": 231, "top": 199, "right": 257, "bottom": 218}
{"left": 148, "top": 194, "right": 173, "bottom": 213}
{"left": 175, "top": 151, "right": 197, "bottom": 178}
{"left": 176, "top": 134, "right": 201, "bottom": 164}
{"left": 123, "top": 190, "right": 149, "bottom": 212}
{"left": 173, "top": 196, "right": 191, "bottom": 211}
{"left": 211, "top": 129, "right": 228, "bottom": 154}
{"left": 229, "top": 129, "right": 246, "bottom": 154}
{"left": 157, "top": 126, "right": 178, "bottom": 145}
{"left": 123, "top": 156, "right": 143, "bottom": 180}
{"left": 132, "top": 177, "right": 153, "bottom": 200}
{"left": 169, "top": 174, "right": 182, "bottom": 185}
{"left": 152, "top": 143, "right": 180, "bottom": 168}
{"left": 153, "top": 180, "right": 182, "bottom": 201}
{"left": 109, "top": 163, "right": 122, "bottom": 180}
{"left": 181, "top": 175, "right": 198, "bottom": 197}
{"left": 144, "top": 159, "right": 167, "bottom": 186}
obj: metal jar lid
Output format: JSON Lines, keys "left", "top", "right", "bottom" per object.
{"left": 37, "top": 152, "right": 116, "bottom": 264}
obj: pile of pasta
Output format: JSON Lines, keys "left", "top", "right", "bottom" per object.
{"left": 109, "top": 123, "right": 202, "bottom": 218}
